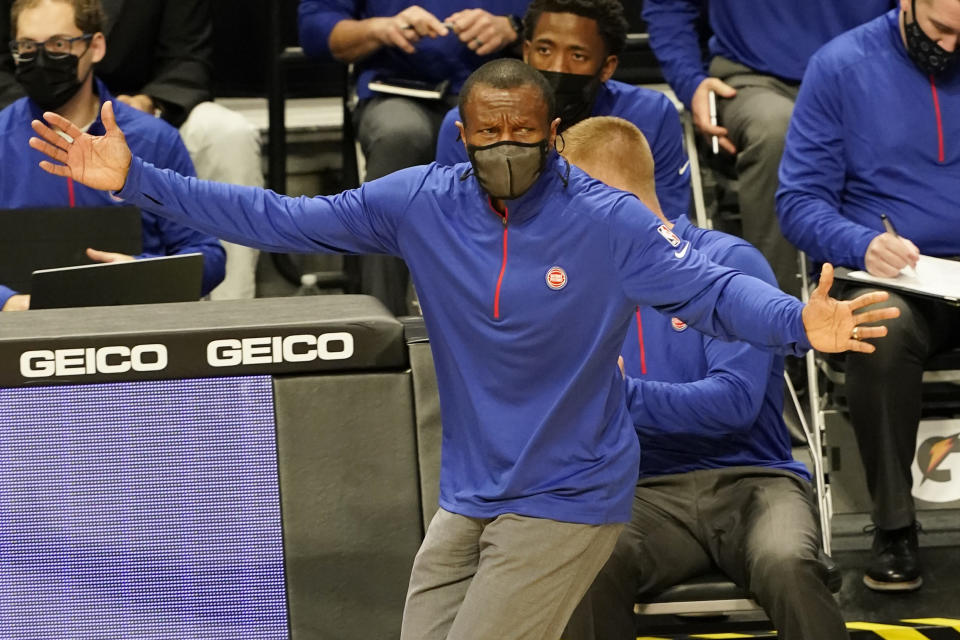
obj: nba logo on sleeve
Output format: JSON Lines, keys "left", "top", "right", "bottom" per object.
{"left": 657, "top": 224, "right": 682, "bottom": 248}
{"left": 545, "top": 266, "right": 568, "bottom": 290}
{"left": 670, "top": 317, "right": 688, "bottom": 332}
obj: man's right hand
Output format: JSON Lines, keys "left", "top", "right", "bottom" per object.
{"left": 28, "top": 101, "right": 131, "bottom": 193}
{"left": 865, "top": 232, "right": 920, "bottom": 278}
{"left": 2, "top": 294, "right": 30, "bottom": 312}
{"left": 691, "top": 77, "right": 737, "bottom": 154}
{"left": 373, "top": 5, "right": 449, "bottom": 54}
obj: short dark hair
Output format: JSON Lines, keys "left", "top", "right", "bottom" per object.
{"left": 11, "top": 0, "right": 105, "bottom": 37}
{"left": 523, "top": 0, "right": 629, "bottom": 56}
{"left": 458, "top": 58, "right": 556, "bottom": 128}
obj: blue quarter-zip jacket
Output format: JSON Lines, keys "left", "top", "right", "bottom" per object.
{"left": 777, "top": 10, "right": 960, "bottom": 267}
{"left": 642, "top": 0, "right": 892, "bottom": 107}
{"left": 0, "top": 79, "right": 225, "bottom": 309}
{"left": 113, "top": 151, "right": 810, "bottom": 524}
{"left": 435, "top": 79, "right": 691, "bottom": 220}
{"left": 298, "top": 0, "right": 529, "bottom": 99}
{"left": 621, "top": 215, "right": 809, "bottom": 480}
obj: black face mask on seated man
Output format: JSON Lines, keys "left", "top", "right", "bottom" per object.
{"left": 903, "top": 0, "right": 958, "bottom": 76}
{"left": 466, "top": 139, "right": 550, "bottom": 201}
{"left": 538, "top": 69, "right": 603, "bottom": 131}
{"left": 15, "top": 49, "right": 89, "bottom": 111}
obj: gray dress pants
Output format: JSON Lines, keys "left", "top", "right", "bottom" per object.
{"left": 710, "top": 56, "right": 801, "bottom": 297}
{"left": 843, "top": 285, "right": 960, "bottom": 530}
{"left": 401, "top": 508, "right": 622, "bottom": 640}
{"left": 564, "top": 467, "right": 847, "bottom": 640}
{"left": 355, "top": 95, "right": 455, "bottom": 316}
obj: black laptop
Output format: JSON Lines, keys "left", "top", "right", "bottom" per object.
{"left": 0, "top": 205, "right": 142, "bottom": 293}
{"left": 30, "top": 253, "right": 205, "bottom": 310}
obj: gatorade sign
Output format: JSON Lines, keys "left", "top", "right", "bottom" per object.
{"left": 911, "top": 419, "right": 960, "bottom": 503}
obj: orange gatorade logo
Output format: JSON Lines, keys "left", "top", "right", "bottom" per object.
{"left": 911, "top": 421, "right": 960, "bottom": 504}
{"left": 917, "top": 433, "right": 960, "bottom": 484}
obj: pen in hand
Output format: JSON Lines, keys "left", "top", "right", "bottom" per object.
{"left": 708, "top": 90, "right": 719, "bottom": 154}
{"left": 881, "top": 214, "right": 919, "bottom": 278}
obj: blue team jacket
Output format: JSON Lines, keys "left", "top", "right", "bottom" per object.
{"left": 298, "top": 0, "right": 529, "bottom": 99}
{"left": 621, "top": 215, "right": 809, "bottom": 480}
{"left": 642, "top": 0, "right": 892, "bottom": 107}
{"left": 435, "top": 79, "right": 691, "bottom": 220}
{"left": 114, "top": 151, "right": 810, "bottom": 524}
{"left": 0, "top": 79, "right": 225, "bottom": 308}
{"left": 778, "top": 10, "right": 960, "bottom": 267}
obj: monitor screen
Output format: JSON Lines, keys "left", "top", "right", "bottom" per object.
{"left": 0, "top": 376, "right": 289, "bottom": 639}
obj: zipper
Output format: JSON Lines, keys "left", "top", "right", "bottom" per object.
{"left": 635, "top": 307, "right": 647, "bottom": 375}
{"left": 930, "top": 75, "right": 945, "bottom": 163}
{"left": 67, "top": 176, "right": 76, "bottom": 207}
{"left": 491, "top": 200, "right": 509, "bottom": 319}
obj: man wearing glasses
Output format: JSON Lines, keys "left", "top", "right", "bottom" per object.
{"left": 0, "top": 0, "right": 224, "bottom": 311}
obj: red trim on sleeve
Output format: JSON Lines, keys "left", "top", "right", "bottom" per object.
{"left": 635, "top": 307, "right": 647, "bottom": 375}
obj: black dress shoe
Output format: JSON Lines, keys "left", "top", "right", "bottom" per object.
{"left": 863, "top": 523, "right": 923, "bottom": 592}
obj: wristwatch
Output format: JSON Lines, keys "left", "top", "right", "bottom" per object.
{"left": 505, "top": 14, "right": 523, "bottom": 42}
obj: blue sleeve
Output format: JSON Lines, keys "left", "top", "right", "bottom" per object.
{"left": 642, "top": 0, "right": 708, "bottom": 108}
{"left": 115, "top": 155, "right": 412, "bottom": 257}
{"left": 623, "top": 245, "right": 777, "bottom": 438}
{"left": 647, "top": 99, "right": 690, "bottom": 221}
{"left": 435, "top": 107, "right": 469, "bottom": 165}
{"left": 608, "top": 197, "right": 810, "bottom": 356}
{"left": 776, "top": 52, "right": 879, "bottom": 270}
{"left": 0, "top": 285, "right": 17, "bottom": 310}
{"left": 298, "top": 0, "right": 359, "bottom": 60}
{"left": 140, "top": 132, "right": 225, "bottom": 295}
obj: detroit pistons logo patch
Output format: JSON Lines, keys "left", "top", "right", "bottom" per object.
{"left": 545, "top": 266, "right": 568, "bottom": 290}
{"left": 671, "top": 317, "right": 688, "bottom": 332}
{"left": 657, "top": 224, "right": 682, "bottom": 248}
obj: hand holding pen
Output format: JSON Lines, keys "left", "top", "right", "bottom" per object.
{"left": 864, "top": 214, "right": 920, "bottom": 278}
{"left": 692, "top": 78, "right": 737, "bottom": 154}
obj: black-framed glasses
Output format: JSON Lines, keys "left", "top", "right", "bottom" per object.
{"left": 9, "top": 34, "right": 93, "bottom": 63}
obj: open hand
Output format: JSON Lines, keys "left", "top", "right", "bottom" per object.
{"left": 28, "top": 101, "right": 132, "bottom": 192}
{"left": 802, "top": 263, "right": 900, "bottom": 353}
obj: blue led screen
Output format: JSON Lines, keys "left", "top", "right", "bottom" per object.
{"left": 0, "top": 376, "right": 288, "bottom": 639}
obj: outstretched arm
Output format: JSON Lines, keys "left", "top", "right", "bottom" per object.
{"left": 29, "top": 102, "right": 407, "bottom": 257}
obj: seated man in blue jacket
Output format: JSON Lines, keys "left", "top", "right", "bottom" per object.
{"left": 299, "top": 0, "right": 530, "bottom": 315}
{"left": 642, "top": 0, "right": 892, "bottom": 295}
{"left": 777, "top": 0, "right": 960, "bottom": 592}
{"left": 559, "top": 117, "right": 847, "bottom": 640}
{"left": 29, "top": 59, "right": 896, "bottom": 639}
{"left": 436, "top": 0, "right": 690, "bottom": 220}
{"left": 0, "top": 0, "right": 224, "bottom": 311}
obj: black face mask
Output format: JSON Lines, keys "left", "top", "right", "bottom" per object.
{"left": 538, "top": 69, "right": 603, "bottom": 131}
{"left": 15, "top": 50, "right": 86, "bottom": 111}
{"left": 903, "top": 0, "right": 958, "bottom": 76}
{"left": 466, "top": 139, "right": 549, "bottom": 200}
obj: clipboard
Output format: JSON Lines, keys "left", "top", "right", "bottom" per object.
{"left": 834, "top": 255, "right": 960, "bottom": 306}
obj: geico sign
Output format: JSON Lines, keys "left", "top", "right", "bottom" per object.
{"left": 207, "top": 333, "right": 354, "bottom": 367}
{"left": 20, "top": 345, "right": 168, "bottom": 378}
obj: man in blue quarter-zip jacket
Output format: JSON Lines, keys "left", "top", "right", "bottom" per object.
{"left": 559, "top": 116, "right": 847, "bottom": 640}
{"left": 435, "top": 0, "right": 691, "bottom": 221}
{"left": 29, "top": 59, "right": 896, "bottom": 640}
{"left": 299, "top": 0, "right": 530, "bottom": 316}
{"left": 642, "top": 0, "right": 892, "bottom": 297}
{"left": 0, "top": 0, "right": 224, "bottom": 312}
{"left": 778, "top": 0, "right": 960, "bottom": 593}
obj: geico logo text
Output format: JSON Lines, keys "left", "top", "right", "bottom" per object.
{"left": 20, "top": 345, "right": 168, "bottom": 378}
{"left": 207, "top": 333, "right": 354, "bottom": 367}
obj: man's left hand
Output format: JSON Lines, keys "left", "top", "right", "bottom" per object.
{"left": 86, "top": 248, "right": 135, "bottom": 263}
{"left": 116, "top": 94, "right": 156, "bottom": 115}
{"left": 444, "top": 9, "right": 518, "bottom": 56}
{"left": 802, "top": 263, "right": 899, "bottom": 353}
